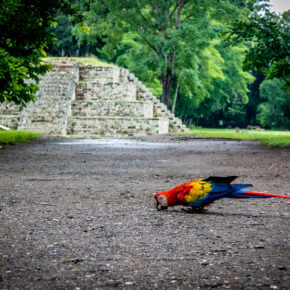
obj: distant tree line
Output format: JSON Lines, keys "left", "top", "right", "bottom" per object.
{"left": 1, "top": 0, "right": 289, "bottom": 129}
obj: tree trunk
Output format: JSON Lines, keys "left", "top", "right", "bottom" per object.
{"left": 162, "top": 75, "right": 172, "bottom": 108}
{"left": 172, "top": 83, "right": 179, "bottom": 114}
{"left": 75, "top": 43, "right": 80, "bottom": 57}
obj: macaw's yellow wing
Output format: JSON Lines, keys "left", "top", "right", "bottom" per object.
{"left": 177, "top": 178, "right": 239, "bottom": 207}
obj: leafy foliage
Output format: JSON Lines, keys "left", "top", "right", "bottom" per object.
{"left": 77, "top": 0, "right": 250, "bottom": 107}
{"left": 175, "top": 41, "right": 254, "bottom": 127}
{"left": 229, "top": 3, "right": 290, "bottom": 92}
{"left": 2, "top": 0, "right": 289, "bottom": 130}
{"left": 257, "top": 79, "right": 290, "bottom": 129}
{"left": 0, "top": 0, "right": 70, "bottom": 105}
{"left": 47, "top": 12, "right": 78, "bottom": 57}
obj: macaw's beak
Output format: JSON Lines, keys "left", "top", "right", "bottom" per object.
{"left": 153, "top": 197, "right": 168, "bottom": 211}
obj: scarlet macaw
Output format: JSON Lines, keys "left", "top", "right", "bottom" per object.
{"left": 154, "top": 176, "right": 290, "bottom": 212}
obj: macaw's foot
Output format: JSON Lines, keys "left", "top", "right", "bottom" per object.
{"left": 182, "top": 206, "right": 206, "bottom": 214}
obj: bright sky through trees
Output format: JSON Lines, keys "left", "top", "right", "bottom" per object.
{"left": 269, "top": 0, "right": 290, "bottom": 13}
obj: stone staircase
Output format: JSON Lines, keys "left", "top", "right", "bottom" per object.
{"left": 132, "top": 73, "right": 187, "bottom": 132}
{"left": 68, "top": 66, "right": 171, "bottom": 136}
{"left": 0, "top": 102, "right": 22, "bottom": 129}
{"left": 0, "top": 62, "right": 188, "bottom": 136}
{"left": 17, "top": 65, "right": 79, "bottom": 135}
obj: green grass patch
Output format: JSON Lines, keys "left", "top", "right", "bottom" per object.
{"left": 43, "top": 56, "right": 113, "bottom": 67}
{"left": 178, "top": 128, "right": 290, "bottom": 148}
{"left": 0, "top": 130, "right": 42, "bottom": 147}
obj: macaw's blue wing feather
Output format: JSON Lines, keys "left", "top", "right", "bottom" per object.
{"left": 204, "top": 176, "right": 238, "bottom": 184}
{"left": 231, "top": 184, "right": 253, "bottom": 191}
{"left": 209, "top": 182, "right": 231, "bottom": 193}
{"left": 187, "top": 182, "right": 253, "bottom": 207}
{"left": 188, "top": 190, "right": 229, "bottom": 207}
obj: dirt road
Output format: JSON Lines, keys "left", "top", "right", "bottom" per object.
{"left": 0, "top": 135, "right": 289, "bottom": 289}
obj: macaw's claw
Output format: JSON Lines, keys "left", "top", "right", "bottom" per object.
{"left": 181, "top": 206, "right": 206, "bottom": 214}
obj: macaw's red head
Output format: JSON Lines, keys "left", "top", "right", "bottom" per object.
{"left": 154, "top": 185, "right": 184, "bottom": 210}
{"left": 154, "top": 191, "right": 169, "bottom": 210}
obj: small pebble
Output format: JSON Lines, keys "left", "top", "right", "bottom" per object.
{"left": 125, "top": 281, "right": 134, "bottom": 285}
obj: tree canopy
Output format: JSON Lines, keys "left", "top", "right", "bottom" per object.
{"left": 1, "top": 0, "right": 289, "bottom": 129}
{"left": 257, "top": 78, "right": 290, "bottom": 129}
{"left": 78, "top": 0, "right": 252, "bottom": 108}
{"left": 229, "top": 2, "right": 290, "bottom": 92}
{"left": 0, "top": 0, "right": 71, "bottom": 105}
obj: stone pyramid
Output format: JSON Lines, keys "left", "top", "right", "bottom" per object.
{"left": 0, "top": 61, "right": 188, "bottom": 136}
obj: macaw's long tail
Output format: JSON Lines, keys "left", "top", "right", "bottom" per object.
{"left": 242, "top": 191, "right": 290, "bottom": 199}
{"left": 228, "top": 191, "right": 290, "bottom": 199}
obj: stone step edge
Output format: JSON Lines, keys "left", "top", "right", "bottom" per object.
{"left": 136, "top": 92, "right": 187, "bottom": 132}
{"left": 128, "top": 71, "right": 187, "bottom": 131}
{"left": 72, "top": 100, "right": 152, "bottom": 104}
{"left": 75, "top": 97, "right": 138, "bottom": 101}
{"left": 68, "top": 116, "right": 168, "bottom": 121}
{"left": 0, "top": 115, "right": 21, "bottom": 118}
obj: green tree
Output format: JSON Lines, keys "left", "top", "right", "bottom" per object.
{"left": 229, "top": 2, "right": 290, "bottom": 92}
{"left": 79, "top": 0, "right": 250, "bottom": 108}
{"left": 257, "top": 79, "right": 290, "bottom": 129}
{"left": 46, "top": 10, "right": 105, "bottom": 57}
{"left": 245, "top": 70, "right": 265, "bottom": 125}
{"left": 0, "top": 0, "right": 71, "bottom": 105}
{"left": 175, "top": 41, "right": 254, "bottom": 127}
{"left": 47, "top": 12, "right": 78, "bottom": 57}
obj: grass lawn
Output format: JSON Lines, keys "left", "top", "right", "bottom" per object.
{"left": 179, "top": 128, "right": 290, "bottom": 148}
{"left": 0, "top": 130, "right": 42, "bottom": 147}
{"left": 43, "top": 56, "right": 113, "bottom": 67}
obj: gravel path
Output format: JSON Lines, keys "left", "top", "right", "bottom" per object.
{"left": 0, "top": 135, "right": 289, "bottom": 289}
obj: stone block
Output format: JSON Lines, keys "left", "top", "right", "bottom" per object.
{"left": 75, "top": 82, "right": 137, "bottom": 101}
{"left": 0, "top": 115, "right": 20, "bottom": 129}
{"left": 71, "top": 100, "right": 153, "bottom": 118}
{"left": 67, "top": 117, "right": 168, "bottom": 136}
{"left": 0, "top": 102, "right": 22, "bottom": 115}
{"left": 79, "top": 66, "right": 120, "bottom": 83}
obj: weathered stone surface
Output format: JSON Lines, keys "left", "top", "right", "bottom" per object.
{"left": 0, "top": 62, "right": 187, "bottom": 136}
{"left": 71, "top": 100, "right": 153, "bottom": 118}
{"left": 0, "top": 102, "right": 22, "bottom": 129}
{"left": 0, "top": 102, "right": 22, "bottom": 115}
{"left": 75, "top": 82, "right": 137, "bottom": 101}
{"left": 67, "top": 117, "right": 168, "bottom": 136}
{"left": 18, "top": 66, "right": 78, "bottom": 135}
{"left": 79, "top": 66, "right": 120, "bottom": 83}
{"left": 0, "top": 115, "right": 20, "bottom": 129}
